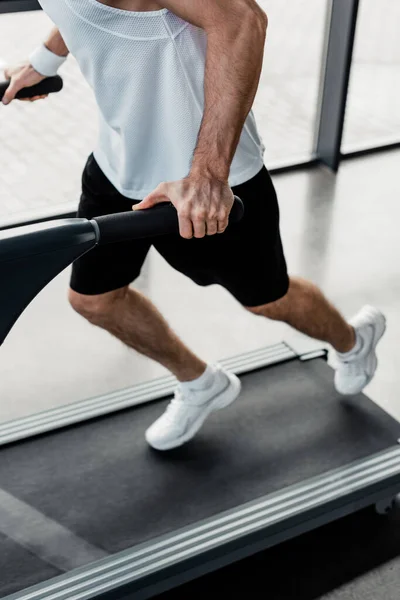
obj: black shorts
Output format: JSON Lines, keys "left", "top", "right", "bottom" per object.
{"left": 70, "top": 154, "right": 289, "bottom": 307}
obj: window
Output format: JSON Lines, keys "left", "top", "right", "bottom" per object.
{"left": 254, "top": 0, "right": 330, "bottom": 167}
{"left": 0, "top": 10, "right": 97, "bottom": 227}
{"left": 342, "top": 0, "right": 400, "bottom": 152}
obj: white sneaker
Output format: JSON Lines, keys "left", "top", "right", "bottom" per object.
{"left": 145, "top": 365, "right": 241, "bottom": 451}
{"left": 334, "top": 305, "right": 386, "bottom": 395}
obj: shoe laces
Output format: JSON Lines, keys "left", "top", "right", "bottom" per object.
{"left": 163, "top": 387, "right": 194, "bottom": 422}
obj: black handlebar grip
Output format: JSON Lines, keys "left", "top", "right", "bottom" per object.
{"left": 0, "top": 75, "right": 63, "bottom": 101}
{"left": 93, "top": 195, "right": 244, "bottom": 245}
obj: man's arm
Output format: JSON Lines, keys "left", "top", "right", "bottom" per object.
{"left": 136, "top": 0, "right": 268, "bottom": 239}
{"left": 160, "top": 0, "right": 267, "bottom": 180}
{"left": 2, "top": 28, "right": 68, "bottom": 105}
{"left": 44, "top": 27, "right": 69, "bottom": 58}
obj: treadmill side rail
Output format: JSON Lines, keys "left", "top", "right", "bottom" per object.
{"left": 4, "top": 445, "right": 400, "bottom": 600}
{"left": 0, "top": 343, "right": 298, "bottom": 446}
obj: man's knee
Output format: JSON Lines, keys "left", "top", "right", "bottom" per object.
{"left": 245, "top": 284, "right": 291, "bottom": 320}
{"left": 68, "top": 287, "right": 128, "bottom": 324}
{"left": 246, "top": 303, "right": 269, "bottom": 317}
{"left": 245, "top": 277, "right": 319, "bottom": 321}
{"left": 246, "top": 301, "right": 283, "bottom": 320}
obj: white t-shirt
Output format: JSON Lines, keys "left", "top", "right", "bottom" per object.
{"left": 38, "top": 0, "right": 266, "bottom": 199}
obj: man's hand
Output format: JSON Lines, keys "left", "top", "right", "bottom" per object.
{"left": 2, "top": 64, "right": 47, "bottom": 105}
{"left": 133, "top": 174, "right": 235, "bottom": 239}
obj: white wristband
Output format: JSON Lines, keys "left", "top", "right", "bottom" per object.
{"left": 29, "top": 44, "right": 67, "bottom": 77}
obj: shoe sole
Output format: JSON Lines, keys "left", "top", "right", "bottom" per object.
{"left": 147, "top": 373, "right": 242, "bottom": 451}
{"left": 336, "top": 307, "right": 386, "bottom": 395}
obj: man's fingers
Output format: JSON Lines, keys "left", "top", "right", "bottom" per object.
{"left": 193, "top": 218, "right": 206, "bottom": 239}
{"left": 191, "top": 208, "right": 207, "bottom": 239}
{"left": 2, "top": 78, "right": 21, "bottom": 105}
{"left": 178, "top": 214, "right": 193, "bottom": 239}
{"left": 26, "top": 95, "right": 48, "bottom": 102}
{"left": 206, "top": 218, "right": 218, "bottom": 236}
{"left": 192, "top": 210, "right": 228, "bottom": 238}
{"left": 133, "top": 183, "right": 169, "bottom": 211}
{"left": 217, "top": 218, "right": 229, "bottom": 234}
{"left": 132, "top": 197, "right": 157, "bottom": 211}
{"left": 0, "top": 78, "right": 43, "bottom": 104}
{"left": 28, "top": 94, "right": 47, "bottom": 102}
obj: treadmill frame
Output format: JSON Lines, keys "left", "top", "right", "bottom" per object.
{"left": 2, "top": 342, "right": 400, "bottom": 600}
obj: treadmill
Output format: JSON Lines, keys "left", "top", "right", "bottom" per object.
{"left": 0, "top": 201, "right": 400, "bottom": 600}
{"left": 0, "top": 78, "right": 400, "bottom": 600}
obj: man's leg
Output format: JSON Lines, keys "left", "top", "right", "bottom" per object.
{"left": 246, "top": 276, "right": 386, "bottom": 395}
{"left": 69, "top": 286, "right": 206, "bottom": 382}
{"left": 69, "top": 286, "right": 241, "bottom": 451}
{"left": 246, "top": 276, "right": 355, "bottom": 353}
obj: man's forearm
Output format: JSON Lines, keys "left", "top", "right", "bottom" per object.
{"left": 191, "top": 8, "right": 267, "bottom": 181}
{"left": 44, "top": 27, "right": 69, "bottom": 57}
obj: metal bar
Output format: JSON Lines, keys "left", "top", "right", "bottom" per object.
{"left": 269, "top": 158, "right": 319, "bottom": 176}
{"left": 0, "top": 343, "right": 298, "bottom": 446}
{"left": 342, "top": 140, "right": 400, "bottom": 161}
{"left": 316, "top": 0, "right": 360, "bottom": 171}
{"left": 0, "top": 0, "right": 40, "bottom": 14}
{"left": 4, "top": 445, "right": 400, "bottom": 600}
{"left": 0, "top": 211, "right": 75, "bottom": 232}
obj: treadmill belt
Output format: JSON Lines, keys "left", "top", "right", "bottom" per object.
{"left": 0, "top": 531, "right": 61, "bottom": 597}
{"left": 0, "top": 357, "right": 399, "bottom": 597}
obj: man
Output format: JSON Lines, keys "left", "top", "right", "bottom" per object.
{"left": 3, "top": 0, "right": 386, "bottom": 451}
